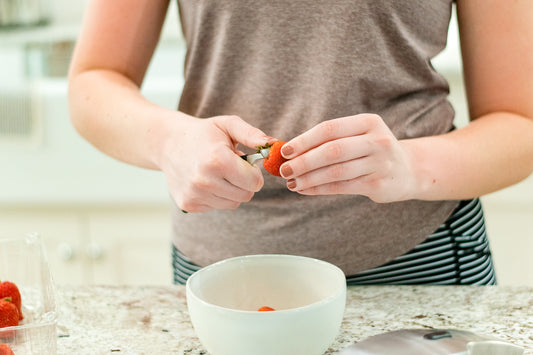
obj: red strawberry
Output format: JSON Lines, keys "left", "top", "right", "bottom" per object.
{"left": 0, "top": 343, "right": 14, "bottom": 355}
{"left": 0, "top": 298, "right": 19, "bottom": 339}
{"left": 259, "top": 141, "right": 287, "bottom": 177}
{"left": 257, "top": 306, "right": 275, "bottom": 312}
{"left": 0, "top": 282, "right": 22, "bottom": 320}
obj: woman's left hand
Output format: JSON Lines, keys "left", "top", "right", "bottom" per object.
{"left": 279, "top": 114, "right": 418, "bottom": 203}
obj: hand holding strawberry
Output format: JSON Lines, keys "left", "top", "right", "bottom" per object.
{"left": 278, "top": 114, "right": 417, "bottom": 202}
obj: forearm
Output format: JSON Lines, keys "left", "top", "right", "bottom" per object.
{"left": 68, "top": 69, "right": 190, "bottom": 171}
{"left": 405, "top": 112, "right": 533, "bottom": 200}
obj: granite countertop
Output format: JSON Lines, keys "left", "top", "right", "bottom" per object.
{"left": 55, "top": 285, "right": 532, "bottom": 354}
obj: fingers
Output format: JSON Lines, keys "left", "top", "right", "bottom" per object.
{"left": 291, "top": 174, "right": 376, "bottom": 197}
{"left": 281, "top": 114, "right": 380, "bottom": 159}
{"left": 285, "top": 156, "right": 376, "bottom": 192}
{"left": 166, "top": 114, "right": 273, "bottom": 214}
{"left": 280, "top": 135, "right": 373, "bottom": 179}
{"left": 180, "top": 192, "right": 247, "bottom": 213}
{"left": 214, "top": 148, "right": 265, "bottom": 192}
{"left": 177, "top": 150, "right": 264, "bottom": 213}
{"left": 215, "top": 115, "right": 276, "bottom": 150}
{"left": 277, "top": 113, "right": 410, "bottom": 201}
{"left": 178, "top": 175, "right": 259, "bottom": 213}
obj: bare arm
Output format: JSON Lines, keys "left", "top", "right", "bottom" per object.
{"left": 68, "top": 0, "right": 179, "bottom": 169}
{"left": 405, "top": 0, "right": 533, "bottom": 199}
{"left": 68, "top": 0, "right": 272, "bottom": 212}
{"left": 279, "top": 0, "right": 533, "bottom": 201}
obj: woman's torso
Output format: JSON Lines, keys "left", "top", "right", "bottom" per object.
{"left": 172, "top": 0, "right": 460, "bottom": 274}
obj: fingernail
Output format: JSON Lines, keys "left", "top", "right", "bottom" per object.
{"left": 280, "top": 164, "right": 293, "bottom": 177}
{"left": 281, "top": 144, "right": 294, "bottom": 156}
{"left": 287, "top": 179, "right": 297, "bottom": 189}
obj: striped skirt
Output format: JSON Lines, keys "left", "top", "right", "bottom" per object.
{"left": 172, "top": 198, "right": 496, "bottom": 286}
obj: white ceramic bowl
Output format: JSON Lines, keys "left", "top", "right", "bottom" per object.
{"left": 186, "top": 254, "right": 346, "bottom": 355}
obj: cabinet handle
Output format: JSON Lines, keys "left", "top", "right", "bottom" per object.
{"left": 86, "top": 242, "right": 104, "bottom": 260}
{"left": 57, "top": 243, "right": 74, "bottom": 261}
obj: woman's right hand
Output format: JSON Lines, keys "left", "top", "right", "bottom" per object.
{"left": 160, "top": 114, "right": 274, "bottom": 213}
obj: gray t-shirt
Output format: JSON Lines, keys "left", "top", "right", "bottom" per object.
{"left": 172, "top": 0, "right": 459, "bottom": 275}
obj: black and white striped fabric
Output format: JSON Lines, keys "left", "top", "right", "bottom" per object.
{"left": 346, "top": 199, "right": 496, "bottom": 285}
{"left": 172, "top": 198, "right": 496, "bottom": 286}
{"left": 173, "top": 247, "right": 202, "bottom": 285}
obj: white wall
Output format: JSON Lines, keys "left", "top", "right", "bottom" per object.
{"left": 47, "top": 0, "right": 90, "bottom": 24}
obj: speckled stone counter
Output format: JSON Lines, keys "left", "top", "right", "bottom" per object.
{"left": 55, "top": 285, "right": 532, "bottom": 354}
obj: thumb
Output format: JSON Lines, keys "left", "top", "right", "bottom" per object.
{"left": 216, "top": 115, "right": 276, "bottom": 149}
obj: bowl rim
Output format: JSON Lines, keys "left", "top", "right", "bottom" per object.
{"left": 185, "top": 254, "right": 347, "bottom": 314}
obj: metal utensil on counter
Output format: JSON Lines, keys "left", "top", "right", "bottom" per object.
{"left": 241, "top": 148, "right": 270, "bottom": 165}
{"left": 337, "top": 329, "right": 524, "bottom": 355}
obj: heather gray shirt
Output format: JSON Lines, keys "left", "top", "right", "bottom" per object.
{"left": 172, "top": 0, "right": 460, "bottom": 274}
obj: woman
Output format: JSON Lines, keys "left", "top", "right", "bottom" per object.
{"left": 68, "top": 0, "right": 533, "bottom": 285}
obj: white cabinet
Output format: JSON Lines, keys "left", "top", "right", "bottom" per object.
{"left": 482, "top": 186, "right": 533, "bottom": 287}
{"left": 0, "top": 208, "right": 86, "bottom": 284}
{"left": 86, "top": 206, "right": 173, "bottom": 285}
{"left": 0, "top": 205, "right": 173, "bottom": 285}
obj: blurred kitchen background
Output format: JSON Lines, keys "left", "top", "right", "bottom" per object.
{"left": 0, "top": 1, "right": 531, "bottom": 286}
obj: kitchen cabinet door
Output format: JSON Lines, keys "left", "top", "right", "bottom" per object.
{"left": 86, "top": 205, "right": 173, "bottom": 285}
{"left": 0, "top": 208, "right": 87, "bottom": 285}
{"left": 482, "top": 198, "right": 533, "bottom": 287}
